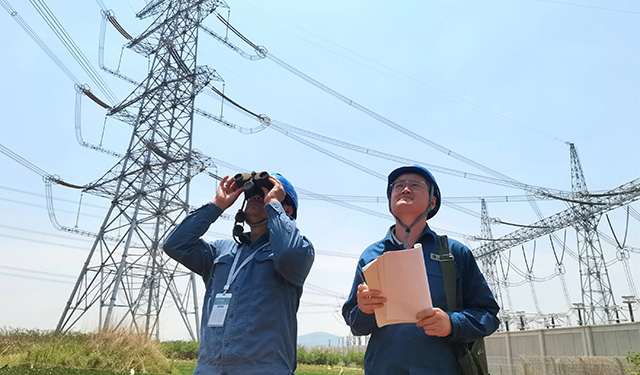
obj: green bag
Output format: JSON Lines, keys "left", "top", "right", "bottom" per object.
{"left": 437, "top": 235, "right": 490, "bottom": 375}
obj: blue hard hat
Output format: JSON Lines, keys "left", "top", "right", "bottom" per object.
{"left": 273, "top": 173, "right": 298, "bottom": 219}
{"left": 387, "top": 165, "right": 441, "bottom": 219}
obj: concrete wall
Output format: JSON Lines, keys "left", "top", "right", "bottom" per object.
{"left": 485, "top": 321, "right": 640, "bottom": 375}
{"left": 314, "top": 322, "right": 640, "bottom": 373}
{"left": 516, "top": 356, "right": 633, "bottom": 375}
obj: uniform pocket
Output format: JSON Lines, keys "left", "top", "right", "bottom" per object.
{"left": 426, "top": 255, "right": 447, "bottom": 309}
{"left": 253, "top": 249, "right": 280, "bottom": 286}
{"left": 209, "top": 254, "right": 234, "bottom": 292}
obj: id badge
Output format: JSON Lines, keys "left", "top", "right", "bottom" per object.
{"left": 207, "top": 293, "right": 232, "bottom": 327}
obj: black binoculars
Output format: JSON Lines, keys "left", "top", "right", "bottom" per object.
{"left": 234, "top": 171, "right": 273, "bottom": 198}
{"left": 232, "top": 171, "right": 273, "bottom": 245}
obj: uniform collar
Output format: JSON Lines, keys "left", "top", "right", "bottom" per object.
{"left": 236, "top": 230, "right": 269, "bottom": 250}
{"left": 383, "top": 224, "right": 437, "bottom": 250}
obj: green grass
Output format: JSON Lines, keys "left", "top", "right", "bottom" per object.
{"left": 0, "top": 363, "right": 361, "bottom": 375}
{"left": 628, "top": 351, "right": 640, "bottom": 375}
{"left": 159, "top": 342, "right": 198, "bottom": 361}
{"left": 296, "top": 364, "right": 364, "bottom": 374}
{"left": 0, "top": 361, "right": 196, "bottom": 375}
{"left": 0, "top": 364, "right": 126, "bottom": 374}
{"left": 0, "top": 329, "right": 363, "bottom": 375}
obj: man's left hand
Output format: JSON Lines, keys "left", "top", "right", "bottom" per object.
{"left": 416, "top": 308, "right": 452, "bottom": 337}
{"left": 262, "top": 176, "right": 286, "bottom": 206}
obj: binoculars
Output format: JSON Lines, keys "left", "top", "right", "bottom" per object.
{"left": 233, "top": 171, "right": 273, "bottom": 198}
{"left": 232, "top": 171, "right": 272, "bottom": 245}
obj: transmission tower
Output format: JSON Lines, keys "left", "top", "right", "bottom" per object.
{"left": 473, "top": 144, "right": 640, "bottom": 326}
{"left": 478, "top": 199, "right": 504, "bottom": 327}
{"left": 569, "top": 143, "right": 616, "bottom": 324}
{"left": 57, "top": 0, "right": 226, "bottom": 340}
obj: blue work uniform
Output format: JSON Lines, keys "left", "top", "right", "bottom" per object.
{"left": 163, "top": 202, "right": 315, "bottom": 375}
{"left": 342, "top": 225, "right": 499, "bottom": 375}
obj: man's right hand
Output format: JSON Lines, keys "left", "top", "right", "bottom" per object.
{"left": 357, "top": 283, "right": 386, "bottom": 315}
{"left": 212, "top": 175, "right": 244, "bottom": 210}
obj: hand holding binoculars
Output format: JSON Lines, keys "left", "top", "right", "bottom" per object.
{"left": 233, "top": 171, "right": 273, "bottom": 198}
{"left": 232, "top": 171, "right": 272, "bottom": 244}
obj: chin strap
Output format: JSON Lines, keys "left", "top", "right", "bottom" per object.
{"left": 393, "top": 209, "right": 430, "bottom": 249}
{"left": 246, "top": 218, "right": 268, "bottom": 228}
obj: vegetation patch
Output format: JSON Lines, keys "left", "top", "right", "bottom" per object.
{"left": 0, "top": 329, "right": 364, "bottom": 375}
{"left": 627, "top": 352, "right": 640, "bottom": 375}
{"left": 0, "top": 328, "right": 174, "bottom": 374}
{"left": 297, "top": 363, "right": 364, "bottom": 375}
{"left": 0, "top": 364, "right": 127, "bottom": 374}
{"left": 159, "top": 341, "right": 198, "bottom": 361}
{"left": 297, "top": 346, "right": 364, "bottom": 368}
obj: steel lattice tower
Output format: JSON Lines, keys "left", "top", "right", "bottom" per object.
{"left": 478, "top": 199, "right": 504, "bottom": 326}
{"left": 570, "top": 143, "right": 616, "bottom": 324}
{"left": 57, "top": 0, "right": 226, "bottom": 340}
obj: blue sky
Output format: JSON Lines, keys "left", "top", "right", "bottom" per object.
{"left": 0, "top": 0, "right": 638, "bottom": 340}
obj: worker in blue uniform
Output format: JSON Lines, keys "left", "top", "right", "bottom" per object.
{"left": 163, "top": 172, "right": 314, "bottom": 375}
{"left": 343, "top": 165, "right": 499, "bottom": 374}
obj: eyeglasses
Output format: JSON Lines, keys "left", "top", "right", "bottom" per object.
{"left": 391, "top": 179, "right": 429, "bottom": 193}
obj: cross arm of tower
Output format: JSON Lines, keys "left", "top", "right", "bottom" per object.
{"left": 474, "top": 177, "right": 640, "bottom": 259}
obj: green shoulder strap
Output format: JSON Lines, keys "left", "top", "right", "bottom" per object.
{"left": 437, "top": 235, "right": 457, "bottom": 312}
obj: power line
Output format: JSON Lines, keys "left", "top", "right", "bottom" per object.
{"left": 0, "top": 196, "right": 105, "bottom": 219}
{"left": 534, "top": 0, "right": 640, "bottom": 14}
{"left": 28, "top": 0, "right": 118, "bottom": 103}
{"left": 0, "top": 233, "right": 88, "bottom": 251}
{"left": 206, "top": 155, "right": 475, "bottom": 240}
{"left": 201, "top": 14, "right": 606, "bottom": 271}
{"left": 206, "top": 13, "right": 598, "bottom": 248}
{"left": 2, "top": 1, "right": 121, "bottom": 156}
{"left": 0, "top": 143, "right": 50, "bottom": 177}
{"left": 305, "top": 282, "right": 349, "bottom": 299}
{"left": 314, "top": 250, "right": 359, "bottom": 260}
{"left": 0, "top": 264, "right": 77, "bottom": 279}
{"left": 0, "top": 185, "right": 106, "bottom": 210}
{"left": 298, "top": 193, "right": 553, "bottom": 204}
{"left": 200, "top": 21, "right": 590, "bottom": 245}
{"left": 0, "top": 0, "right": 80, "bottom": 84}
{"left": 0, "top": 224, "right": 97, "bottom": 243}
{"left": 208, "top": 15, "right": 554, "bottom": 184}
{"left": 0, "top": 271, "right": 75, "bottom": 284}
{"left": 226, "top": 3, "right": 569, "bottom": 143}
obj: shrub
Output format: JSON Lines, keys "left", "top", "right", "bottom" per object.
{"left": 627, "top": 351, "right": 640, "bottom": 375}
{"left": 297, "top": 346, "right": 364, "bottom": 368}
{"left": 345, "top": 350, "right": 365, "bottom": 367}
{"left": 298, "top": 346, "right": 312, "bottom": 364}
{"left": 160, "top": 340, "right": 199, "bottom": 360}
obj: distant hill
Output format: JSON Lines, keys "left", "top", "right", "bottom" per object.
{"left": 297, "top": 331, "right": 341, "bottom": 347}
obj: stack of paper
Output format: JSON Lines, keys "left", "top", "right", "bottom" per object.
{"left": 363, "top": 243, "right": 433, "bottom": 327}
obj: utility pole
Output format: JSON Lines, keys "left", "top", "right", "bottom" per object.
{"left": 57, "top": 0, "right": 226, "bottom": 340}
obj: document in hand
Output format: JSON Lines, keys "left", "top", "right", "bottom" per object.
{"left": 362, "top": 243, "right": 433, "bottom": 327}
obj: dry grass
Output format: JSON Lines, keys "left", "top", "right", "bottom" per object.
{"left": 0, "top": 328, "right": 175, "bottom": 374}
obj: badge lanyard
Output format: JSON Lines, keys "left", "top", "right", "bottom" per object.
{"left": 223, "top": 248, "right": 260, "bottom": 294}
{"left": 208, "top": 247, "right": 260, "bottom": 328}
